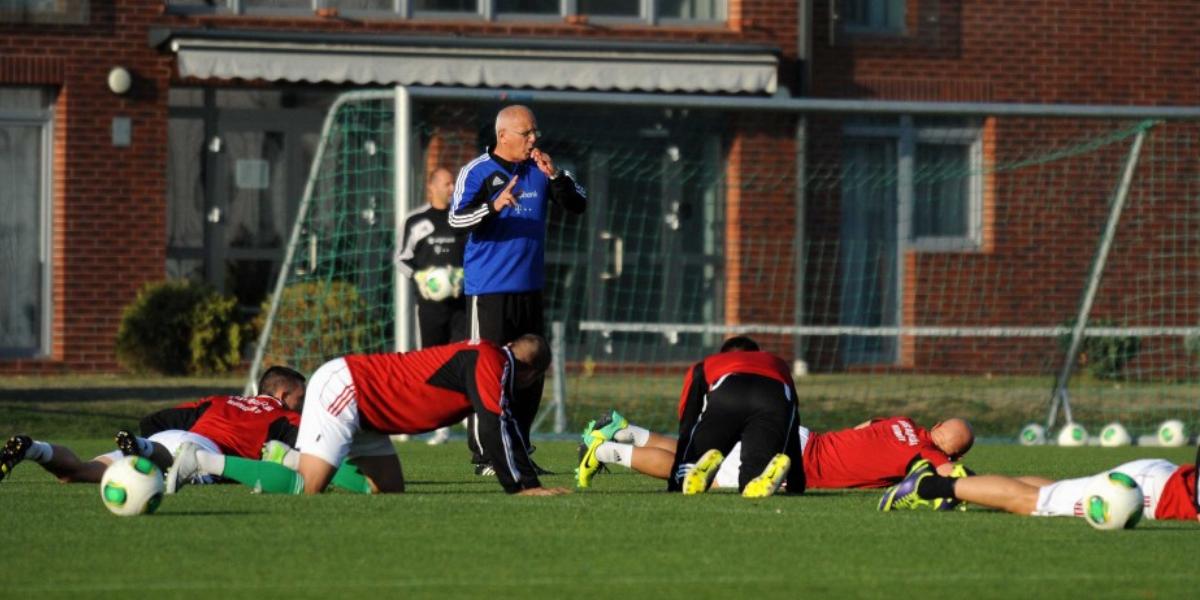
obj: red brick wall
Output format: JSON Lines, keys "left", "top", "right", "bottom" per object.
{"left": 812, "top": 0, "right": 1199, "bottom": 104}
{"left": 1, "top": 0, "right": 172, "bottom": 373}
{"left": 791, "top": 1, "right": 1200, "bottom": 374}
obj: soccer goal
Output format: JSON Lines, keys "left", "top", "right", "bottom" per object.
{"left": 247, "top": 87, "right": 1200, "bottom": 439}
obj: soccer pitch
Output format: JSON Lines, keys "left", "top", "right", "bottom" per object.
{"left": 2, "top": 440, "right": 1197, "bottom": 598}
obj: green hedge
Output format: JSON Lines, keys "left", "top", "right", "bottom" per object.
{"left": 256, "top": 280, "right": 368, "bottom": 375}
{"left": 115, "top": 280, "right": 243, "bottom": 375}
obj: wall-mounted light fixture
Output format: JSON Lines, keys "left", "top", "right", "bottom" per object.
{"left": 107, "top": 67, "right": 133, "bottom": 95}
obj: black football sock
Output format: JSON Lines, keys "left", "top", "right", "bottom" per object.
{"left": 916, "top": 474, "right": 957, "bottom": 499}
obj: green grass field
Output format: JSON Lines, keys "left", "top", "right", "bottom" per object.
{"left": 2, "top": 439, "right": 1198, "bottom": 598}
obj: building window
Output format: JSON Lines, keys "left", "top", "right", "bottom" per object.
{"left": 0, "top": 87, "right": 54, "bottom": 358}
{"left": 577, "top": 0, "right": 638, "bottom": 17}
{"left": 0, "top": 0, "right": 88, "bottom": 23}
{"left": 839, "top": 0, "right": 904, "bottom": 33}
{"left": 495, "top": 0, "right": 556, "bottom": 14}
{"left": 843, "top": 116, "right": 982, "bottom": 251}
{"left": 166, "top": 0, "right": 724, "bottom": 22}
{"left": 657, "top": 0, "right": 722, "bottom": 20}
{"left": 412, "top": 0, "right": 476, "bottom": 12}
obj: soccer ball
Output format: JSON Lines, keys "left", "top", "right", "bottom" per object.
{"left": 1018, "top": 423, "right": 1046, "bottom": 446}
{"left": 1157, "top": 419, "right": 1188, "bottom": 448}
{"left": 420, "top": 267, "right": 455, "bottom": 302}
{"left": 1082, "top": 471, "right": 1144, "bottom": 531}
{"left": 100, "top": 455, "right": 165, "bottom": 517}
{"left": 1056, "top": 423, "right": 1088, "bottom": 447}
{"left": 1099, "top": 422, "right": 1132, "bottom": 448}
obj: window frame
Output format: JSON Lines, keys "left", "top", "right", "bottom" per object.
{"left": 843, "top": 115, "right": 983, "bottom": 253}
{"left": 164, "top": 0, "right": 727, "bottom": 25}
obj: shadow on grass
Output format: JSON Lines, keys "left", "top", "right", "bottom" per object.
{"left": 0, "top": 387, "right": 236, "bottom": 403}
{"left": 154, "top": 511, "right": 262, "bottom": 517}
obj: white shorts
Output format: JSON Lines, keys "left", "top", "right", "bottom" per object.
{"left": 1033, "top": 459, "right": 1175, "bottom": 520}
{"left": 714, "top": 425, "right": 811, "bottom": 489}
{"left": 296, "top": 357, "right": 396, "bottom": 468}
{"left": 96, "top": 430, "right": 220, "bottom": 485}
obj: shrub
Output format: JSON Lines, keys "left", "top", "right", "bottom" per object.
{"left": 116, "top": 280, "right": 243, "bottom": 375}
{"left": 256, "top": 280, "right": 368, "bottom": 374}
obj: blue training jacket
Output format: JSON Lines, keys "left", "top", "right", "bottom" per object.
{"left": 448, "top": 152, "right": 586, "bottom": 295}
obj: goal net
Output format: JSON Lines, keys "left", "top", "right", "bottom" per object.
{"left": 249, "top": 89, "right": 1200, "bottom": 440}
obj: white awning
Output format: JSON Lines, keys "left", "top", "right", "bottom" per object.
{"left": 169, "top": 37, "right": 778, "bottom": 95}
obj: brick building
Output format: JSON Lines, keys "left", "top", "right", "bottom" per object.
{"left": 1, "top": 1, "right": 1196, "bottom": 374}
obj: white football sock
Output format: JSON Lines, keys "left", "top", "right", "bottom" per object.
{"left": 614, "top": 424, "right": 651, "bottom": 447}
{"left": 26, "top": 440, "right": 53, "bottom": 464}
{"left": 281, "top": 448, "right": 300, "bottom": 470}
{"left": 195, "top": 449, "right": 226, "bottom": 475}
{"left": 595, "top": 442, "right": 634, "bottom": 468}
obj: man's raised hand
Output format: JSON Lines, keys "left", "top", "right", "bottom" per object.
{"left": 531, "top": 149, "right": 559, "bottom": 179}
{"left": 492, "top": 175, "right": 519, "bottom": 211}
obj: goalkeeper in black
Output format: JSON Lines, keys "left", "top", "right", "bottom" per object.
{"left": 395, "top": 167, "right": 468, "bottom": 349}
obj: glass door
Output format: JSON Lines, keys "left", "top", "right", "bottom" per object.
{"left": 209, "top": 112, "right": 322, "bottom": 311}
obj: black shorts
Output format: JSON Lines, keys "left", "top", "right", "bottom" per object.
{"left": 669, "top": 373, "right": 803, "bottom": 493}
{"left": 467, "top": 291, "right": 545, "bottom": 344}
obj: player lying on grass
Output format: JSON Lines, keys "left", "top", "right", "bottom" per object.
{"left": 0, "top": 367, "right": 307, "bottom": 486}
{"left": 165, "top": 336, "right": 571, "bottom": 496}
{"left": 878, "top": 449, "right": 1200, "bottom": 521}
{"left": 594, "top": 336, "right": 805, "bottom": 498}
{"left": 578, "top": 409, "right": 974, "bottom": 492}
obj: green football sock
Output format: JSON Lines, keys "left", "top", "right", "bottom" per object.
{"left": 221, "top": 456, "right": 305, "bottom": 494}
{"left": 330, "top": 462, "right": 373, "bottom": 494}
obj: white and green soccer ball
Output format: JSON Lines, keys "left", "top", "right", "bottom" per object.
{"left": 1099, "top": 422, "right": 1132, "bottom": 448}
{"left": 420, "top": 267, "right": 455, "bottom": 302}
{"left": 100, "top": 455, "right": 165, "bottom": 517}
{"left": 1018, "top": 423, "right": 1046, "bottom": 446}
{"left": 1082, "top": 471, "right": 1144, "bottom": 531}
{"left": 1156, "top": 419, "right": 1188, "bottom": 448}
{"left": 1057, "top": 422, "right": 1088, "bottom": 447}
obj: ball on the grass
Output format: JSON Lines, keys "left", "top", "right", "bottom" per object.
{"left": 1056, "top": 423, "right": 1088, "bottom": 447}
{"left": 1156, "top": 419, "right": 1187, "bottom": 448}
{"left": 1018, "top": 423, "right": 1046, "bottom": 446}
{"left": 1082, "top": 471, "right": 1144, "bottom": 531}
{"left": 100, "top": 455, "right": 165, "bottom": 517}
{"left": 1099, "top": 422, "right": 1131, "bottom": 448}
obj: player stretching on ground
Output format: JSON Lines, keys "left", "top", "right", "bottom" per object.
{"left": 0, "top": 366, "right": 306, "bottom": 486}
{"left": 589, "top": 336, "right": 805, "bottom": 498}
{"left": 578, "top": 412, "right": 974, "bottom": 492}
{"left": 878, "top": 450, "right": 1200, "bottom": 522}
{"left": 166, "top": 336, "right": 570, "bottom": 496}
